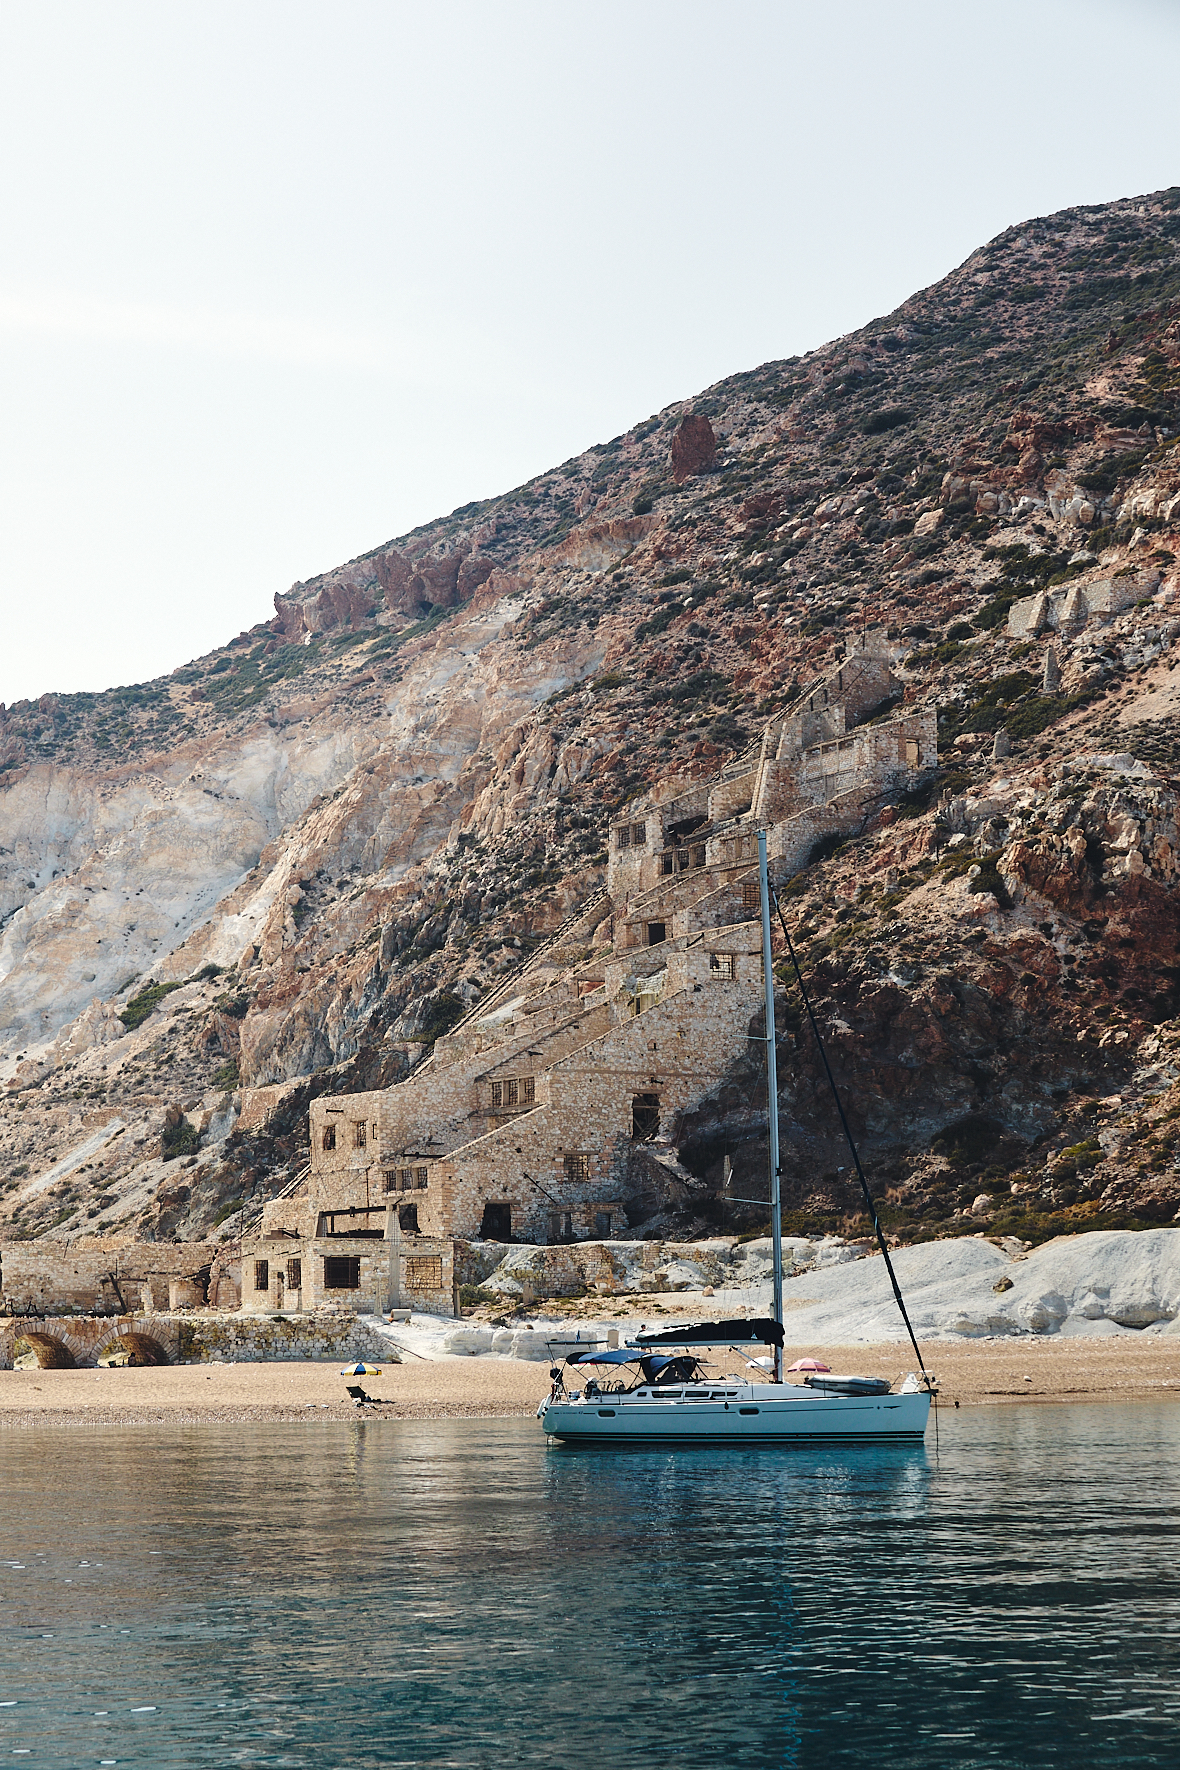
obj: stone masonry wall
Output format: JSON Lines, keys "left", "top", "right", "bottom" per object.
{"left": 0, "top": 1238, "right": 226, "bottom": 1315}
{"left": 422, "top": 952, "right": 761, "bottom": 1241}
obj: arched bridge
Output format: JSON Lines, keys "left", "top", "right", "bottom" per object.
{"left": 0, "top": 1312, "right": 182, "bottom": 1370}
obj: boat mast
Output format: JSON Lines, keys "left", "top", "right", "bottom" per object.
{"left": 757, "top": 829, "right": 784, "bottom": 1382}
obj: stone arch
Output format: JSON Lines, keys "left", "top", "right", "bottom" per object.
{"left": 15, "top": 1331, "right": 79, "bottom": 1369}
{"left": 96, "top": 1330, "right": 172, "bottom": 1367}
{"left": 92, "top": 1316, "right": 177, "bottom": 1367}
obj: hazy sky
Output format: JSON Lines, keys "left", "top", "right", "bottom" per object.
{"left": 2, "top": 0, "right": 1179, "bottom": 706}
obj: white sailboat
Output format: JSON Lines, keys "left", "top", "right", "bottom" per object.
{"left": 537, "top": 830, "right": 934, "bottom": 1446}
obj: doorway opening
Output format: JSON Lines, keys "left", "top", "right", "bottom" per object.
{"left": 480, "top": 1202, "right": 512, "bottom": 1241}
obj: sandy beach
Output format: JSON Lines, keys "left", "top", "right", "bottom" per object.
{"left": 1, "top": 1337, "right": 1178, "bottom": 1428}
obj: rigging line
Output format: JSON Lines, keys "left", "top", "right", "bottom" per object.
{"left": 769, "top": 882, "right": 935, "bottom": 1394}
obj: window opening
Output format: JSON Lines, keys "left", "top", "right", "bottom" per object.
{"left": 491, "top": 1081, "right": 502, "bottom": 1108}
{"left": 286, "top": 1259, "right": 302, "bottom": 1290}
{"left": 595, "top": 1210, "right": 613, "bottom": 1236}
{"left": 353, "top": 1121, "right": 367, "bottom": 1149}
{"left": 741, "top": 880, "right": 758, "bottom": 911}
{"left": 632, "top": 1093, "right": 660, "bottom": 1141}
{"left": 415, "top": 1166, "right": 429, "bottom": 1187}
{"left": 253, "top": 1260, "right": 269, "bottom": 1292}
{"left": 323, "top": 1256, "right": 360, "bottom": 1290}
{"left": 398, "top": 1202, "right": 419, "bottom": 1233}
{"left": 646, "top": 922, "right": 666, "bottom": 946}
{"left": 505, "top": 1078, "right": 518, "bottom": 1107}
{"left": 522, "top": 1076, "right": 535, "bottom": 1104}
{"left": 321, "top": 1125, "right": 336, "bottom": 1152}
{"left": 710, "top": 952, "right": 735, "bottom": 979}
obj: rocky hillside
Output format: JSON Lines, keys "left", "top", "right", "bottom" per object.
{"left": 3, "top": 186, "right": 1180, "bottom": 1247}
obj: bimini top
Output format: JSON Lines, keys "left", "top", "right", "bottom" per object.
{"left": 633, "top": 1317, "right": 785, "bottom": 1349}
{"left": 564, "top": 1347, "right": 645, "bottom": 1367}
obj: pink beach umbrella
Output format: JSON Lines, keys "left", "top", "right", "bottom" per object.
{"left": 786, "top": 1358, "right": 831, "bottom": 1373}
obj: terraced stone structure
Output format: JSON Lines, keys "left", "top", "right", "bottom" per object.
{"left": 246, "top": 635, "right": 933, "bottom": 1277}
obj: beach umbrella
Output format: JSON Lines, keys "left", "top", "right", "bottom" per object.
{"left": 340, "top": 1362, "right": 383, "bottom": 1376}
{"left": 786, "top": 1358, "right": 831, "bottom": 1373}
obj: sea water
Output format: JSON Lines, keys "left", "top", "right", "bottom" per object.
{"left": 1, "top": 1402, "right": 1178, "bottom": 1768}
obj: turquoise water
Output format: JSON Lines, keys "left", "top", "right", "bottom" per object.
{"left": 1, "top": 1403, "right": 1178, "bottom": 1768}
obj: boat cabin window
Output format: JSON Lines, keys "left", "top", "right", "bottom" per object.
{"left": 655, "top": 1389, "right": 682, "bottom": 1398}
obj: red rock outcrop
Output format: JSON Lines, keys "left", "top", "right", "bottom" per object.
{"left": 670, "top": 414, "right": 716, "bottom": 482}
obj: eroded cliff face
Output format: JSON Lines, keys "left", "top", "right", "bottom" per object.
{"left": 4, "top": 186, "right": 1180, "bottom": 1245}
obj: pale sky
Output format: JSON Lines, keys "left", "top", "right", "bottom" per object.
{"left": 2, "top": 0, "right": 1179, "bottom": 707}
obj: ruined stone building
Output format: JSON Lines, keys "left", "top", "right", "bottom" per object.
{"left": 242, "top": 633, "right": 934, "bottom": 1309}
{"left": 1005, "top": 569, "right": 1155, "bottom": 638}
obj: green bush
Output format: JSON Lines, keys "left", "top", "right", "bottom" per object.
{"left": 863, "top": 408, "right": 912, "bottom": 435}
{"left": 119, "top": 981, "right": 183, "bottom": 1030}
{"left": 967, "top": 859, "right": 1011, "bottom": 908}
{"left": 636, "top": 604, "right": 679, "bottom": 641}
{"left": 212, "top": 992, "right": 251, "bottom": 1020}
{"left": 1006, "top": 692, "right": 1089, "bottom": 740}
{"left": 459, "top": 1285, "right": 501, "bottom": 1308}
{"left": 161, "top": 1115, "right": 200, "bottom": 1162}
{"left": 211, "top": 1061, "right": 240, "bottom": 1091}
{"left": 931, "top": 1115, "right": 1007, "bottom": 1168}
{"left": 410, "top": 992, "right": 467, "bottom": 1044}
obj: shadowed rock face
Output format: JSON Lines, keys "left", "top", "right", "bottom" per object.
{"left": 4, "top": 186, "right": 1180, "bottom": 1247}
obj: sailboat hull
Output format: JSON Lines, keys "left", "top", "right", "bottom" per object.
{"left": 538, "top": 1385, "right": 930, "bottom": 1445}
